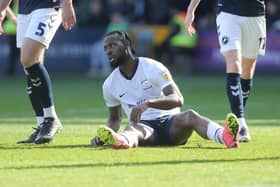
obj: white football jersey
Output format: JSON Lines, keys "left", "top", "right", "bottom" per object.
{"left": 103, "top": 57, "right": 180, "bottom": 121}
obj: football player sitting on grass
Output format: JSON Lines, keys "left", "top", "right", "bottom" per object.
{"left": 91, "top": 31, "right": 240, "bottom": 149}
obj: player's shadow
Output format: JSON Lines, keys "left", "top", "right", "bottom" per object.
{"left": 0, "top": 144, "right": 223, "bottom": 150}
{"left": 1, "top": 156, "right": 279, "bottom": 170}
{"left": 0, "top": 144, "right": 93, "bottom": 150}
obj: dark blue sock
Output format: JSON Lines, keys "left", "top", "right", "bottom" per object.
{"left": 27, "top": 77, "right": 44, "bottom": 116}
{"left": 226, "top": 73, "right": 244, "bottom": 118}
{"left": 241, "top": 78, "right": 253, "bottom": 107}
{"left": 25, "top": 63, "right": 54, "bottom": 108}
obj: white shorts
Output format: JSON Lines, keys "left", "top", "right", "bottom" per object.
{"left": 17, "top": 8, "right": 62, "bottom": 49}
{"left": 216, "top": 12, "right": 266, "bottom": 59}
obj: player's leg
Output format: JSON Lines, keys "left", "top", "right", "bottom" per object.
{"left": 16, "top": 14, "right": 44, "bottom": 143}
{"left": 97, "top": 124, "right": 155, "bottom": 149}
{"left": 17, "top": 9, "right": 62, "bottom": 144}
{"left": 217, "top": 12, "right": 247, "bottom": 138}
{"left": 239, "top": 58, "right": 256, "bottom": 142}
{"left": 241, "top": 58, "right": 256, "bottom": 107}
{"left": 238, "top": 16, "right": 266, "bottom": 142}
{"left": 169, "top": 110, "right": 239, "bottom": 148}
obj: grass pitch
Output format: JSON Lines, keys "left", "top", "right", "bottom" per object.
{"left": 0, "top": 75, "right": 279, "bottom": 187}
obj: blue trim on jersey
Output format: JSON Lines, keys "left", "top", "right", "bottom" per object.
{"left": 19, "top": 0, "right": 61, "bottom": 14}
{"left": 217, "top": 0, "right": 265, "bottom": 17}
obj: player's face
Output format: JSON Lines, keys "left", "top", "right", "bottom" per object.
{"left": 103, "top": 34, "right": 126, "bottom": 68}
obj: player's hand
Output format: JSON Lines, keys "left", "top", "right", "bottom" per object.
{"left": 185, "top": 11, "right": 196, "bottom": 35}
{"left": 130, "top": 101, "right": 149, "bottom": 123}
{"left": 90, "top": 136, "right": 104, "bottom": 146}
{"left": 61, "top": 1, "right": 76, "bottom": 31}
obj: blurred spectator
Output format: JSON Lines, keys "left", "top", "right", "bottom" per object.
{"left": 88, "top": 12, "right": 129, "bottom": 78}
{"left": 266, "top": 0, "right": 280, "bottom": 30}
{"left": 124, "top": 0, "right": 146, "bottom": 23}
{"left": 144, "top": 0, "right": 169, "bottom": 24}
{"left": 76, "top": 0, "right": 109, "bottom": 29}
{"left": 3, "top": 1, "right": 19, "bottom": 75}
{"left": 87, "top": 0, "right": 110, "bottom": 29}
{"left": 155, "top": 10, "right": 198, "bottom": 73}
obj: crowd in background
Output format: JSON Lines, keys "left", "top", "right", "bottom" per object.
{"left": 72, "top": 0, "right": 280, "bottom": 77}
{"left": 74, "top": 0, "right": 280, "bottom": 31}
{"left": 2, "top": 0, "right": 280, "bottom": 77}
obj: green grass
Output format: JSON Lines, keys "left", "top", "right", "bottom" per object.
{"left": 0, "top": 75, "right": 280, "bottom": 187}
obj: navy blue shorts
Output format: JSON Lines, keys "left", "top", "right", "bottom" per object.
{"left": 140, "top": 115, "right": 175, "bottom": 145}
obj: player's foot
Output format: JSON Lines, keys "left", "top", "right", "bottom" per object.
{"left": 238, "top": 127, "right": 251, "bottom": 142}
{"left": 34, "top": 117, "right": 62, "bottom": 144}
{"left": 17, "top": 127, "right": 41, "bottom": 144}
{"left": 222, "top": 113, "right": 240, "bottom": 148}
{"left": 97, "top": 126, "right": 129, "bottom": 149}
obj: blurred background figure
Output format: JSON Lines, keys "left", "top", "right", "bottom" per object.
{"left": 266, "top": 0, "right": 280, "bottom": 31}
{"left": 2, "top": 0, "right": 19, "bottom": 76}
{"left": 76, "top": 0, "right": 109, "bottom": 30}
{"left": 1, "top": 0, "right": 280, "bottom": 76}
{"left": 88, "top": 12, "right": 129, "bottom": 78}
{"left": 155, "top": 9, "right": 198, "bottom": 73}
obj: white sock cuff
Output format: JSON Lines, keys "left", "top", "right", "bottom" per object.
{"left": 36, "top": 116, "right": 44, "bottom": 126}
{"left": 207, "top": 122, "right": 223, "bottom": 144}
{"left": 238, "top": 117, "right": 248, "bottom": 129}
{"left": 43, "top": 106, "right": 58, "bottom": 119}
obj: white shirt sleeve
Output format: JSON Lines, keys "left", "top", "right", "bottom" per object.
{"left": 150, "top": 61, "right": 174, "bottom": 90}
{"left": 102, "top": 83, "right": 121, "bottom": 107}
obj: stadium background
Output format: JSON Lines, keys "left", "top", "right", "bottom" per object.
{"left": 0, "top": 0, "right": 280, "bottom": 75}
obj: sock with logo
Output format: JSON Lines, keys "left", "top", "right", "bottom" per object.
{"left": 226, "top": 73, "right": 244, "bottom": 118}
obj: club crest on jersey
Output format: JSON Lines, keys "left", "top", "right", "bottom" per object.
{"left": 222, "top": 36, "right": 229, "bottom": 45}
{"left": 162, "top": 71, "right": 170, "bottom": 81}
{"left": 141, "top": 79, "right": 152, "bottom": 90}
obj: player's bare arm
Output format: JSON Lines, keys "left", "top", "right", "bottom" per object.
{"left": 185, "top": 0, "right": 201, "bottom": 35}
{"left": 107, "top": 106, "right": 122, "bottom": 132}
{"left": 0, "top": 0, "right": 11, "bottom": 34}
{"left": 130, "top": 83, "right": 184, "bottom": 123}
{"left": 5, "top": 7, "right": 16, "bottom": 25}
{"left": 61, "top": 0, "right": 76, "bottom": 30}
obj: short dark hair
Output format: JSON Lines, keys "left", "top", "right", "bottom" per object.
{"left": 105, "top": 30, "right": 136, "bottom": 54}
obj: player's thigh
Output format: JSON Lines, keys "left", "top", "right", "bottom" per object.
{"left": 216, "top": 12, "right": 242, "bottom": 54}
{"left": 26, "top": 8, "right": 62, "bottom": 49}
{"left": 169, "top": 112, "right": 193, "bottom": 145}
{"left": 20, "top": 38, "right": 46, "bottom": 67}
{"left": 19, "top": 8, "right": 62, "bottom": 65}
{"left": 241, "top": 16, "right": 266, "bottom": 59}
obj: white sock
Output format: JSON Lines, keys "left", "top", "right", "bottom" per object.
{"left": 207, "top": 122, "right": 224, "bottom": 144}
{"left": 119, "top": 134, "right": 133, "bottom": 147}
{"left": 238, "top": 117, "right": 248, "bottom": 129}
{"left": 43, "top": 106, "right": 58, "bottom": 119}
{"left": 36, "top": 116, "right": 44, "bottom": 126}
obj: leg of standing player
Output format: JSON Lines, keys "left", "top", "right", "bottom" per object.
{"left": 17, "top": 9, "right": 62, "bottom": 144}
{"left": 238, "top": 15, "right": 266, "bottom": 142}
{"left": 216, "top": 12, "right": 249, "bottom": 141}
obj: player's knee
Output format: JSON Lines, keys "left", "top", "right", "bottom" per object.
{"left": 20, "top": 51, "right": 43, "bottom": 68}
{"left": 183, "top": 109, "right": 200, "bottom": 127}
{"left": 20, "top": 55, "right": 34, "bottom": 68}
